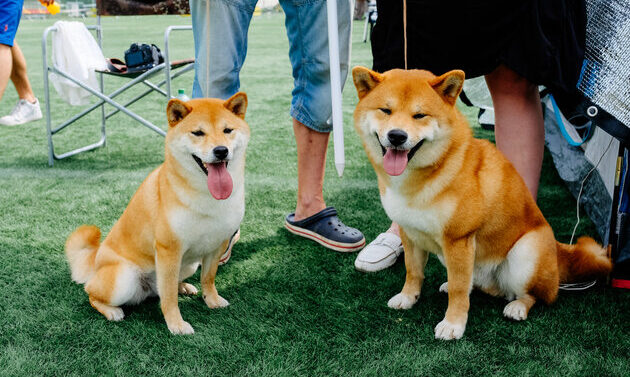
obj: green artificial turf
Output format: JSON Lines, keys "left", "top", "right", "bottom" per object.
{"left": 0, "top": 13, "right": 628, "bottom": 377}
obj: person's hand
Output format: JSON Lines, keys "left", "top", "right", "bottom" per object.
{"left": 39, "top": 0, "right": 54, "bottom": 6}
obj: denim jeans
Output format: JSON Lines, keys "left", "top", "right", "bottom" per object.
{"left": 190, "top": 0, "right": 351, "bottom": 132}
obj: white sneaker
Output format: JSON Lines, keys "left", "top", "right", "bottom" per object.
{"left": 354, "top": 232, "right": 404, "bottom": 272}
{"left": 219, "top": 228, "right": 240, "bottom": 266}
{"left": 0, "top": 99, "right": 43, "bottom": 126}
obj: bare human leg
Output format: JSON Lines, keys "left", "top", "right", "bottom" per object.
{"left": 0, "top": 44, "right": 12, "bottom": 101}
{"left": 293, "top": 118, "right": 329, "bottom": 221}
{"left": 485, "top": 64, "right": 544, "bottom": 200}
{"left": 9, "top": 42, "right": 36, "bottom": 103}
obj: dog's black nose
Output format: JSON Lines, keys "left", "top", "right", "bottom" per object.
{"left": 213, "top": 146, "right": 229, "bottom": 160}
{"left": 387, "top": 129, "right": 408, "bottom": 146}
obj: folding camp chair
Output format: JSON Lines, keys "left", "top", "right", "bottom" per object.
{"left": 41, "top": 1, "right": 194, "bottom": 166}
{"left": 575, "top": 0, "right": 630, "bottom": 288}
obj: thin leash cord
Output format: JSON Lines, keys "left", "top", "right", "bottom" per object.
{"left": 560, "top": 137, "right": 614, "bottom": 291}
{"left": 204, "top": 0, "right": 210, "bottom": 97}
{"left": 559, "top": 280, "right": 598, "bottom": 291}
{"left": 403, "top": 0, "right": 408, "bottom": 69}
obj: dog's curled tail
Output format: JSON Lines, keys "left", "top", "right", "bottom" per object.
{"left": 65, "top": 225, "right": 101, "bottom": 284}
{"left": 557, "top": 236, "right": 612, "bottom": 284}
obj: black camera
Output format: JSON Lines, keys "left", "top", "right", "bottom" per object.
{"left": 124, "top": 43, "right": 164, "bottom": 73}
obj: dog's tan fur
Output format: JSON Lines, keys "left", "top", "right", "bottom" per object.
{"left": 351, "top": 67, "right": 612, "bottom": 340}
{"left": 65, "top": 93, "right": 250, "bottom": 335}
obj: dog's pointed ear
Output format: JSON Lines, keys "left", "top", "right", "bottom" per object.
{"left": 224, "top": 92, "right": 248, "bottom": 119}
{"left": 429, "top": 70, "right": 465, "bottom": 105}
{"left": 166, "top": 99, "right": 193, "bottom": 127}
{"left": 353, "top": 66, "right": 383, "bottom": 99}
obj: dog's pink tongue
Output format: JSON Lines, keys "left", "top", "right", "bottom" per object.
{"left": 205, "top": 162, "right": 233, "bottom": 200}
{"left": 383, "top": 148, "right": 409, "bottom": 176}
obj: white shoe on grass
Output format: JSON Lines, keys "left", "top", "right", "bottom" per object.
{"left": 219, "top": 228, "right": 240, "bottom": 266}
{"left": 354, "top": 232, "right": 403, "bottom": 272}
{"left": 0, "top": 99, "right": 43, "bottom": 126}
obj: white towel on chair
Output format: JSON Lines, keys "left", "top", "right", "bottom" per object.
{"left": 50, "top": 21, "right": 107, "bottom": 106}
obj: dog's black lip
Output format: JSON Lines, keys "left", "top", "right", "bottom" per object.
{"left": 407, "top": 139, "right": 425, "bottom": 161}
{"left": 192, "top": 154, "right": 208, "bottom": 176}
{"left": 192, "top": 155, "right": 230, "bottom": 176}
{"left": 375, "top": 133, "right": 425, "bottom": 161}
{"left": 376, "top": 133, "right": 386, "bottom": 156}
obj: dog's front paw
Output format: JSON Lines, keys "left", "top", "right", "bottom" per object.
{"left": 178, "top": 283, "right": 198, "bottom": 295}
{"left": 387, "top": 292, "right": 418, "bottom": 310}
{"left": 167, "top": 320, "right": 195, "bottom": 335}
{"left": 204, "top": 294, "right": 230, "bottom": 309}
{"left": 434, "top": 319, "right": 466, "bottom": 340}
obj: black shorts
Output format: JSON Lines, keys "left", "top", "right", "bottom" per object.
{"left": 371, "top": 0, "right": 585, "bottom": 94}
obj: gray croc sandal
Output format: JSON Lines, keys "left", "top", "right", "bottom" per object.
{"left": 284, "top": 207, "right": 365, "bottom": 252}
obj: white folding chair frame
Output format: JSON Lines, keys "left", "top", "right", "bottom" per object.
{"left": 362, "top": 0, "right": 377, "bottom": 43}
{"left": 41, "top": 17, "right": 193, "bottom": 166}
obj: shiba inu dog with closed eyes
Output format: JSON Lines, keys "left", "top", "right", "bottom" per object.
{"left": 65, "top": 93, "right": 249, "bottom": 335}
{"left": 351, "top": 67, "right": 612, "bottom": 340}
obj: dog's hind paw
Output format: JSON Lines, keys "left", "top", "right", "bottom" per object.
{"left": 104, "top": 307, "right": 125, "bottom": 322}
{"left": 204, "top": 294, "right": 230, "bottom": 309}
{"left": 439, "top": 282, "right": 448, "bottom": 293}
{"left": 503, "top": 300, "right": 528, "bottom": 321}
{"left": 178, "top": 283, "right": 198, "bottom": 295}
{"left": 387, "top": 292, "right": 418, "bottom": 310}
{"left": 90, "top": 298, "right": 124, "bottom": 322}
{"left": 434, "top": 319, "right": 465, "bottom": 340}
{"left": 168, "top": 320, "right": 195, "bottom": 335}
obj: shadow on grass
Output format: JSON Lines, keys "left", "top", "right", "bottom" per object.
{"left": 0, "top": 150, "right": 164, "bottom": 172}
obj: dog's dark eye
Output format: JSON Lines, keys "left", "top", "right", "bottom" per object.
{"left": 413, "top": 113, "right": 426, "bottom": 119}
{"left": 223, "top": 128, "right": 233, "bottom": 134}
{"left": 191, "top": 130, "right": 205, "bottom": 137}
{"left": 379, "top": 108, "right": 392, "bottom": 115}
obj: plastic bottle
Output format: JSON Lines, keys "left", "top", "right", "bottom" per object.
{"left": 46, "top": 1, "right": 61, "bottom": 15}
{"left": 176, "top": 89, "right": 190, "bottom": 102}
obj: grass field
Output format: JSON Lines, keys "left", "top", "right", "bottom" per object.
{"left": 1, "top": 13, "right": 629, "bottom": 377}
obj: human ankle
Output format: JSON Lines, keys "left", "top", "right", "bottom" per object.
{"left": 20, "top": 95, "right": 36, "bottom": 104}
{"left": 294, "top": 198, "right": 326, "bottom": 221}
{"left": 385, "top": 223, "right": 401, "bottom": 237}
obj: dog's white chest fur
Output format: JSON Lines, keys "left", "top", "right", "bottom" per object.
{"left": 381, "top": 185, "right": 454, "bottom": 252}
{"left": 168, "top": 188, "right": 244, "bottom": 262}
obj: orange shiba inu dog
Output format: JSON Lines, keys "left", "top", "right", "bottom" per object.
{"left": 65, "top": 93, "right": 249, "bottom": 335}
{"left": 351, "top": 67, "right": 612, "bottom": 340}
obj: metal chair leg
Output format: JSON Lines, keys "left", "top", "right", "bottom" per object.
{"left": 42, "top": 27, "right": 55, "bottom": 166}
{"left": 98, "top": 16, "right": 107, "bottom": 148}
{"left": 164, "top": 25, "right": 193, "bottom": 99}
{"left": 43, "top": 24, "right": 107, "bottom": 166}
